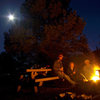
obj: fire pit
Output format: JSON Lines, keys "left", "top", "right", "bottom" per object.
{"left": 91, "top": 70, "right": 100, "bottom": 82}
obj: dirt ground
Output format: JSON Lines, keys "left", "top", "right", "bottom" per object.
{"left": 0, "top": 84, "right": 68, "bottom": 100}
{"left": 1, "top": 75, "right": 100, "bottom": 100}
{"left": 0, "top": 76, "right": 68, "bottom": 100}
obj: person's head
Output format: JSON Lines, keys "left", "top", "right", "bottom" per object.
{"left": 58, "top": 54, "right": 63, "bottom": 60}
{"left": 69, "top": 62, "right": 74, "bottom": 70}
{"left": 84, "top": 59, "right": 90, "bottom": 65}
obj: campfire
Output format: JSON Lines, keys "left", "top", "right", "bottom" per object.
{"left": 91, "top": 66, "right": 100, "bottom": 82}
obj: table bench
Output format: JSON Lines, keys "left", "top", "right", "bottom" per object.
{"left": 26, "top": 68, "right": 59, "bottom": 93}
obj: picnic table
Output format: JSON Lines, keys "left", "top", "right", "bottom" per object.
{"left": 26, "top": 68, "right": 59, "bottom": 93}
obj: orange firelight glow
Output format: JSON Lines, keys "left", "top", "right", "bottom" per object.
{"left": 91, "top": 65, "right": 100, "bottom": 82}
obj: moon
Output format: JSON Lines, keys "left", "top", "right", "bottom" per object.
{"left": 8, "top": 14, "right": 15, "bottom": 21}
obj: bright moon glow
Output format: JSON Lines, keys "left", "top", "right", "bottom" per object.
{"left": 8, "top": 14, "right": 15, "bottom": 21}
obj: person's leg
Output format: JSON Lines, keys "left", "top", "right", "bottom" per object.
{"left": 56, "top": 71, "right": 64, "bottom": 78}
{"left": 57, "top": 71, "right": 76, "bottom": 85}
{"left": 63, "top": 72, "right": 76, "bottom": 85}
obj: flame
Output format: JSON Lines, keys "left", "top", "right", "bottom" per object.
{"left": 91, "top": 65, "right": 100, "bottom": 82}
{"left": 92, "top": 76, "right": 99, "bottom": 82}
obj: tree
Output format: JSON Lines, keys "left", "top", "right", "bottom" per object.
{"left": 4, "top": 0, "right": 90, "bottom": 66}
{"left": 4, "top": 23, "right": 38, "bottom": 66}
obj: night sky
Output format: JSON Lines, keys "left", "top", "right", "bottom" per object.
{"left": 0, "top": 0, "right": 24, "bottom": 53}
{"left": 0, "top": 0, "right": 100, "bottom": 53}
{"left": 70, "top": 0, "right": 100, "bottom": 50}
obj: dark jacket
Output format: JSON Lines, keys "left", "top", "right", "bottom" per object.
{"left": 53, "top": 60, "right": 63, "bottom": 72}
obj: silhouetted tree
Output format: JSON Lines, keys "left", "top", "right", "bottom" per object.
{"left": 4, "top": 0, "right": 90, "bottom": 66}
{"left": 4, "top": 24, "right": 38, "bottom": 66}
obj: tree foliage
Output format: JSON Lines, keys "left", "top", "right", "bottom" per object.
{"left": 4, "top": 0, "right": 90, "bottom": 66}
{"left": 4, "top": 23, "right": 38, "bottom": 65}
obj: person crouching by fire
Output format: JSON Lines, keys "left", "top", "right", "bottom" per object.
{"left": 82, "top": 59, "right": 94, "bottom": 81}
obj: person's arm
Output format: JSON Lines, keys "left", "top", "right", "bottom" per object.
{"left": 73, "top": 68, "right": 76, "bottom": 74}
{"left": 60, "top": 67, "right": 64, "bottom": 72}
